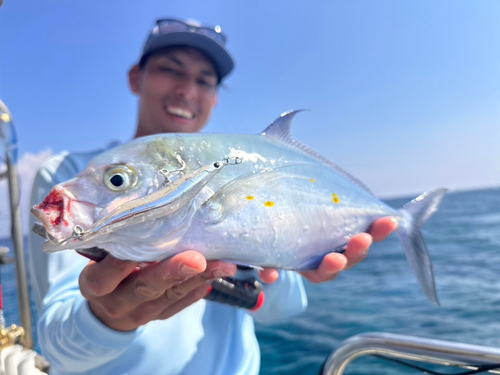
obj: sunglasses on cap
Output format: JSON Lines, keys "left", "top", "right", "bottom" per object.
{"left": 151, "top": 19, "right": 227, "bottom": 46}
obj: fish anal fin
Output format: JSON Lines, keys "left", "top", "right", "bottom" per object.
{"left": 295, "top": 246, "right": 347, "bottom": 271}
{"left": 219, "top": 260, "right": 264, "bottom": 271}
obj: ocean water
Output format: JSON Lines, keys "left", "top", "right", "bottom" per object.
{"left": 1, "top": 188, "right": 499, "bottom": 374}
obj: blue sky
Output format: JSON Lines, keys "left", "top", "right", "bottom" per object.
{"left": 0, "top": 0, "right": 499, "bottom": 205}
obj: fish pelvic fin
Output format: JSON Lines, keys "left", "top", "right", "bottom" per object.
{"left": 261, "top": 110, "right": 374, "bottom": 196}
{"left": 396, "top": 188, "right": 447, "bottom": 306}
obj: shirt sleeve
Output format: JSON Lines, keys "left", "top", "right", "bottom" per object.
{"left": 28, "top": 152, "right": 139, "bottom": 372}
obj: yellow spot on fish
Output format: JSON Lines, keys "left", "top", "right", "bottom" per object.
{"left": 310, "top": 179, "right": 316, "bottom": 183}
{"left": 264, "top": 201, "right": 275, "bottom": 207}
{"left": 246, "top": 196, "right": 255, "bottom": 200}
{"left": 332, "top": 194, "right": 340, "bottom": 204}
{"left": 0, "top": 113, "right": 10, "bottom": 123}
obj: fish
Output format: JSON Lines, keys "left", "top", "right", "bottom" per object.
{"left": 31, "top": 111, "right": 446, "bottom": 305}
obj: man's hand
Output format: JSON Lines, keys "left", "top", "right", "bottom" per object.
{"left": 79, "top": 251, "right": 236, "bottom": 331}
{"left": 259, "top": 217, "right": 398, "bottom": 284}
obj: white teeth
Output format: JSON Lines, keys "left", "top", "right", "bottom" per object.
{"left": 166, "top": 107, "right": 194, "bottom": 119}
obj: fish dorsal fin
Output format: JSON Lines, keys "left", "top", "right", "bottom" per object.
{"left": 261, "top": 110, "right": 374, "bottom": 195}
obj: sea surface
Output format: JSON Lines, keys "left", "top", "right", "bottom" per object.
{"left": 1, "top": 188, "right": 499, "bottom": 374}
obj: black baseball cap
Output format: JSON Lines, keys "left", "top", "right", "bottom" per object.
{"left": 140, "top": 18, "right": 235, "bottom": 82}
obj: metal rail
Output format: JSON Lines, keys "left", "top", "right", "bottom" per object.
{"left": 322, "top": 332, "right": 500, "bottom": 375}
{"left": 0, "top": 100, "right": 34, "bottom": 349}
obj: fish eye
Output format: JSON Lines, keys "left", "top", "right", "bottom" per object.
{"left": 103, "top": 165, "right": 137, "bottom": 192}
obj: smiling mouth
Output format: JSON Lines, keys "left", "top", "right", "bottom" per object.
{"left": 165, "top": 106, "right": 194, "bottom": 120}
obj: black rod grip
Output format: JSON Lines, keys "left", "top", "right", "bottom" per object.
{"left": 205, "top": 276, "right": 265, "bottom": 311}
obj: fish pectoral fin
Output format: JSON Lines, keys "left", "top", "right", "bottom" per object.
{"left": 201, "top": 165, "right": 341, "bottom": 225}
{"left": 201, "top": 169, "right": 305, "bottom": 224}
{"left": 201, "top": 171, "right": 280, "bottom": 223}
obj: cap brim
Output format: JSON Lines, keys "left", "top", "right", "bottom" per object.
{"left": 141, "top": 32, "right": 234, "bottom": 81}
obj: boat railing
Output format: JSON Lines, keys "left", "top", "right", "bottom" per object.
{"left": 322, "top": 332, "right": 500, "bottom": 375}
{"left": 0, "top": 99, "right": 33, "bottom": 349}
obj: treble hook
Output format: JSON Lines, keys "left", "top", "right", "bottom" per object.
{"left": 159, "top": 154, "right": 187, "bottom": 185}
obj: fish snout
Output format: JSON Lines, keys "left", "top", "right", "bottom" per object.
{"left": 31, "top": 185, "right": 96, "bottom": 241}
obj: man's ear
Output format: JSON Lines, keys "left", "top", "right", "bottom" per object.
{"left": 212, "top": 93, "right": 218, "bottom": 108}
{"left": 128, "top": 64, "right": 142, "bottom": 94}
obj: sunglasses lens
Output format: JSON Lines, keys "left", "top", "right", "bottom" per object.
{"left": 157, "top": 20, "right": 188, "bottom": 33}
{"left": 154, "top": 20, "right": 227, "bottom": 45}
{"left": 196, "top": 28, "right": 226, "bottom": 45}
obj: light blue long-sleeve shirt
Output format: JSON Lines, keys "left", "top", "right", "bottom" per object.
{"left": 28, "top": 145, "right": 308, "bottom": 375}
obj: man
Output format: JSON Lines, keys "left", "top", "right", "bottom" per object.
{"left": 29, "top": 18, "right": 396, "bottom": 374}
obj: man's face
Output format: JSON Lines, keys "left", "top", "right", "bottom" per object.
{"left": 130, "top": 47, "right": 219, "bottom": 136}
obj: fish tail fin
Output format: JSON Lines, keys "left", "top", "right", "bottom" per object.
{"left": 396, "top": 188, "right": 447, "bottom": 306}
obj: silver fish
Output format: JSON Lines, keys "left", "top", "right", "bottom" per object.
{"left": 31, "top": 111, "right": 446, "bottom": 305}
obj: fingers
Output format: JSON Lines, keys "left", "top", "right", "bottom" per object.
{"left": 300, "top": 253, "right": 347, "bottom": 283}
{"left": 125, "top": 262, "right": 234, "bottom": 327}
{"left": 122, "top": 251, "right": 209, "bottom": 302}
{"left": 79, "top": 256, "right": 139, "bottom": 298}
{"left": 79, "top": 251, "right": 205, "bottom": 300}
{"left": 259, "top": 268, "right": 280, "bottom": 284}
{"left": 82, "top": 252, "right": 236, "bottom": 331}
{"left": 127, "top": 283, "right": 211, "bottom": 327}
{"left": 343, "top": 232, "right": 372, "bottom": 269}
{"left": 157, "top": 284, "right": 211, "bottom": 321}
{"left": 300, "top": 216, "right": 398, "bottom": 284}
{"left": 342, "top": 217, "right": 397, "bottom": 269}
{"left": 300, "top": 232, "right": 372, "bottom": 283}
{"left": 369, "top": 216, "right": 398, "bottom": 242}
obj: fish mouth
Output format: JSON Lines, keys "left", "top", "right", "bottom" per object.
{"left": 31, "top": 185, "right": 97, "bottom": 242}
